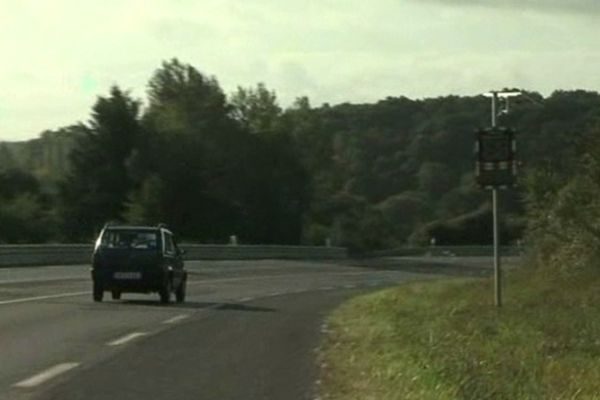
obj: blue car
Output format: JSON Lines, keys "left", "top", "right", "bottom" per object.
{"left": 91, "top": 224, "right": 187, "bottom": 304}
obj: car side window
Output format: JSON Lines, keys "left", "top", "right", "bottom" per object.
{"left": 163, "top": 232, "right": 175, "bottom": 255}
{"left": 173, "top": 237, "right": 181, "bottom": 255}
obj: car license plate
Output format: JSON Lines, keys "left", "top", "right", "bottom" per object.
{"left": 114, "top": 272, "right": 141, "bottom": 280}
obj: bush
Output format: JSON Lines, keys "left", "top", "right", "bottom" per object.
{"left": 409, "top": 203, "right": 525, "bottom": 246}
{"left": 523, "top": 125, "right": 600, "bottom": 272}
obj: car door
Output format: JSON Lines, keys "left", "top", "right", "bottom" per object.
{"left": 162, "top": 231, "right": 181, "bottom": 288}
{"left": 172, "top": 236, "right": 185, "bottom": 274}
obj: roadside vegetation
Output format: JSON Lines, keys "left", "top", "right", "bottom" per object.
{"left": 320, "top": 126, "right": 600, "bottom": 399}
{"left": 2, "top": 57, "right": 600, "bottom": 249}
{"left": 322, "top": 264, "right": 600, "bottom": 400}
{"left": 320, "top": 266, "right": 600, "bottom": 400}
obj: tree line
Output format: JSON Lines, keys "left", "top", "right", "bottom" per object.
{"left": 1, "top": 59, "right": 599, "bottom": 251}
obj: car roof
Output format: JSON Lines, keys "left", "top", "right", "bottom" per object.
{"left": 104, "top": 225, "right": 171, "bottom": 234}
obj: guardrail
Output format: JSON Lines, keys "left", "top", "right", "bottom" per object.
{"left": 0, "top": 244, "right": 347, "bottom": 267}
{"left": 182, "top": 244, "right": 347, "bottom": 261}
{"left": 371, "top": 245, "right": 523, "bottom": 258}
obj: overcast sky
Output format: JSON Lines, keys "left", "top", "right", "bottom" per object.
{"left": 1, "top": 0, "right": 599, "bottom": 141}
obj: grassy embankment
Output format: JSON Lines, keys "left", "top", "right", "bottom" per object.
{"left": 320, "top": 267, "right": 600, "bottom": 399}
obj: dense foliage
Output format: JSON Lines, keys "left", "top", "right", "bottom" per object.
{"left": 524, "top": 123, "right": 600, "bottom": 271}
{"left": 1, "top": 59, "right": 599, "bottom": 249}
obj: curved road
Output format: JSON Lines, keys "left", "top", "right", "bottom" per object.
{"left": 0, "top": 259, "right": 437, "bottom": 400}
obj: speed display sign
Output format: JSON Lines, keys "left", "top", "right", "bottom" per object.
{"left": 475, "top": 127, "right": 516, "bottom": 188}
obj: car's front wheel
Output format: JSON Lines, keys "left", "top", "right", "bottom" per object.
{"left": 111, "top": 290, "right": 121, "bottom": 300}
{"left": 93, "top": 281, "right": 104, "bottom": 302}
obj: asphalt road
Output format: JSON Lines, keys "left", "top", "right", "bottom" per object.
{"left": 0, "top": 259, "right": 449, "bottom": 400}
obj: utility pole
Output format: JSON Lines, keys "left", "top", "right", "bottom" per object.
{"left": 478, "top": 90, "right": 520, "bottom": 307}
{"left": 491, "top": 92, "right": 501, "bottom": 307}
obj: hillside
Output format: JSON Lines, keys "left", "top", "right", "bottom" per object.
{"left": 0, "top": 127, "right": 78, "bottom": 191}
{"left": 0, "top": 61, "right": 599, "bottom": 246}
{"left": 292, "top": 90, "right": 600, "bottom": 249}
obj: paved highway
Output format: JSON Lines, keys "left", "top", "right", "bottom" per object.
{"left": 0, "top": 259, "right": 455, "bottom": 400}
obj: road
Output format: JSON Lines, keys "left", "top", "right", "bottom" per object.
{"left": 0, "top": 259, "right": 453, "bottom": 400}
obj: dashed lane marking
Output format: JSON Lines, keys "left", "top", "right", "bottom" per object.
{"left": 162, "top": 314, "right": 190, "bottom": 324}
{"left": 288, "top": 289, "right": 308, "bottom": 294}
{"left": 13, "top": 363, "right": 80, "bottom": 388}
{"left": 0, "top": 291, "right": 90, "bottom": 306}
{"left": 107, "top": 332, "right": 148, "bottom": 346}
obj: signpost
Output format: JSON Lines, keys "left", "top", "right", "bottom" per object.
{"left": 477, "top": 91, "right": 520, "bottom": 307}
{"left": 476, "top": 127, "right": 516, "bottom": 188}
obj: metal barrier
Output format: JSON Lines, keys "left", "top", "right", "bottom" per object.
{"left": 0, "top": 244, "right": 347, "bottom": 267}
{"left": 371, "top": 245, "right": 523, "bottom": 258}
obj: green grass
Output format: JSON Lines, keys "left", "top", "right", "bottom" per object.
{"left": 319, "top": 268, "right": 600, "bottom": 400}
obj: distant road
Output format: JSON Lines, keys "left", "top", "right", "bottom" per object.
{"left": 0, "top": 258, "right": 496, "bottom": 400}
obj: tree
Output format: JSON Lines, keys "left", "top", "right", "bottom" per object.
{"left": 417, "top": 162, "right": 456, "bottom": 200}
{"left": 125, "top": 175, "right": 166, "bottom": 225}
{"left": 230, "top": 83, "right": 282, "bottom": 135}
{"left": 377, "top": 192, "right": 430, "bottom": 244}
{"left": 0, "top": 169, "right": 56, "bottom": 243}
{"left": 0, "top": 168, "right": 40, "bottom": 199}
{"left": 136, "top": 59, "right": 252, "bottom": 241}
{"left": 145, "top": 58, "right": 231, "bottom": 137}
{"left": 59, "top": 86, "right": 141, "bottom": 240}
{"left": 0, "top": 193, "right": 55, "bottom": 243}
{"left": 521, "top": 122, "right": 600, "bottom": 270}
{"left": 230, "top": 83, "right": 309, "bottom": 243}
{"left": 0, "top": 144, "right": 16, "bottom": 171}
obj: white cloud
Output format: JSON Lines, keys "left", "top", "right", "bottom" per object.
{"left": 413, "top": 0, "right": 600, "bottom": 15}
{"left": 0, "top": 0, "right": 599, "bottom": 140}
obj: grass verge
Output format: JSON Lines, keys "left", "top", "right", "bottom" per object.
{"left": 319, "top": 267, "right": 600, "bottom": 400}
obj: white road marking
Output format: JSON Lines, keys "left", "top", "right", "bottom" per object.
{"left": 107, "top": 332, "right": 148, "bottom": 346}
{"left": 239, "top": 297, "right": 255, "bottom": 302}
{"left": 321, "top": 286, "right": 334, "bottom": 290}
{"left": 0, "top": 276, "right": 84, "bottom": 285}
{"left": 0, "top": 270, "right": 401, "bottom": 308}
{"left": 0, "top": 291, "right": 90, "bottom": 306}
{"left": 288, "top": 289, "right": 307, "bottom": 294}
{"left": 162, "top": 314, "right": 190, "bottom": 324}
{"left": 13, "top": 362, "right": 80, "bottom": 388}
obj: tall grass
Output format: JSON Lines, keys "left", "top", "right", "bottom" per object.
{"left": 320, "top": 266, "right": 600, "bottom": 399}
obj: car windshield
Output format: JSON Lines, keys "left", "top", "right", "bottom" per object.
{"left": 101, "top": 230, "right": 158, "bottom": 250}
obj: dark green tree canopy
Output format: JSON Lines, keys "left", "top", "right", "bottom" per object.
{"left": 230, "top": 83, "right": 282, "bottom": 135}
{"left": 2, "top": 59, "right": 599, "bottom": 250}
{"left": 145, "top": 58, "right": 230, "bottom": 137}
{"left": 60, "top": 86, "right": 141, "bottom": 239}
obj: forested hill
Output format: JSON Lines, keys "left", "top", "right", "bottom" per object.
{"left": 0, "top": 128, "right": 76, "bottom": 189}
{"left": 293, "top": 90, "right": 600, "bottom": 250}
{"left": 1, "top": 59, "right": 599, "bottom": 249}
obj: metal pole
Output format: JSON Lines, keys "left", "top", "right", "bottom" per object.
{"left": 493, "top": 188, "right": 501, "bottom": 307}
{"left": 491, "top": 91, "right": 502, "bottom": 307}
{"left": 491, "top": 91, "right": 497, "bottom": 127}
